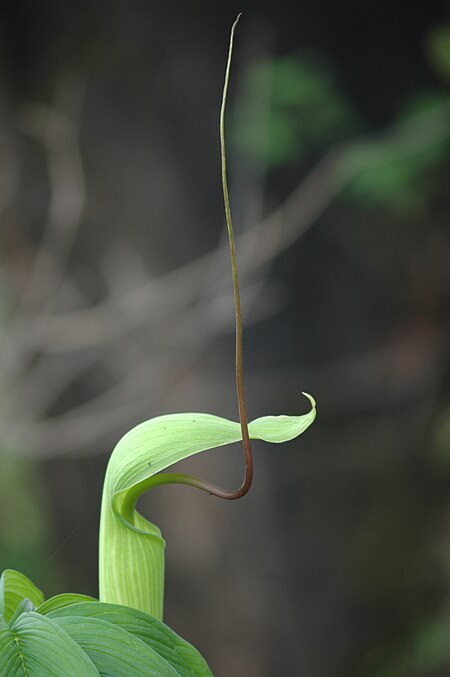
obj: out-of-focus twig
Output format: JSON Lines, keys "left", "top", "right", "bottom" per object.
{"left": 29, "top": 102, "right": 450, "bottom": 355}
{"left": 0, "top": 97, "right": 448, "bottom": 458}
{"left": 14, "top": 80, "right": 86, "bottom": 312}
{"left": 0, "top": 80, "right": 87, "bottom": 390}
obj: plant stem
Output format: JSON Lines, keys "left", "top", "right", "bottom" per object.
{"left": 127, "top": 14, "right": 253, "bottom": 510}
{"left": 218, "top": 13, "right": 253, "bottom": 499}
{"left": 176, "top": 13, "right": 252, "bottom": 500}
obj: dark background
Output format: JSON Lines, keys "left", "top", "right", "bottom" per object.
{"left": 0, "top": 1, "right": 449, "bottom": 675}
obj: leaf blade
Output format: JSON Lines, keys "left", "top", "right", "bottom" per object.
{"left": 2, "top": 611, "right": 100, "bottom": 676}
{"left": 37, "top": 593, "right": 97, "bottom": 615}
{"left": 55, "top": 615, "right": 180, "bottom": 676}
{"left": 0, "top": 570, "right": 44, "bottom": 623}
{"left": 48, "top": 601, "right": 213, "bottom": 676}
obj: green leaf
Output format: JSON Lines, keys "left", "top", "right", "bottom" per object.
{"left": 8, "top": 598, "right": 36, "bottom": 626}
{"left": 232, "top": 55, "right": 359, "bottom": 168}
{"left": 0, "top": 611, "right": 99, "bottom": 676}
{"left": 426, "top": 24, "right": 450, "bottom": 81}
{"left": 37, "top": 593, "right": 97, "bottom": 615}
{"left": 55, "top": 615, "right": 180, "bottom": 676}
{"left": 341, "top": 99, "right": 450, "bottom": 213}
{"left": 0, "top": 569, "right": 44, "bottom": 623}
{"left": 99, "top": 395, "right": 316, "bottom": 619}
{"left": 411, "top": 613, "right": 450, "bottom": 671}
{"left": 48, "top": 601, "right": 213, "bottom": 676}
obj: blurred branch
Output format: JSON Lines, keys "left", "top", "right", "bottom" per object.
{"left": 0, "top": 79, "right": 87, "bottom": 392}
{"left": 26, "top": 101, "right": 450, "bottom": 355}
{"left": 0, "top": 97, "right": 448, "bottom": 458}
{"left": 30, "top": 148, "right": 341, "bottom": 353}
{"left": 15, "top": 79, "right": 86, "bottom": 310}
{"left": 5, "top": 320, "right": 445, "bottom": 458}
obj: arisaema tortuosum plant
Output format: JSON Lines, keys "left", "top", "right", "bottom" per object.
{"left": 0, "top": 15, "right": 315, "bottom": 675}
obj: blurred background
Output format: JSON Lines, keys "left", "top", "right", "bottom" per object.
{"left": 0, "top": 1, "right": 449, "bottom": 675}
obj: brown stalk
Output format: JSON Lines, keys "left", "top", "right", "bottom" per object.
{"left": 168, "top": 13, "right": 253, "bottom": 500}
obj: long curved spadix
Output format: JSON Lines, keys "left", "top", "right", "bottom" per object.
{"left": 99, "top": 394, "right": 316, "bottom": 619}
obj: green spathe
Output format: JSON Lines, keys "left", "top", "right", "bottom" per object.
{"left": 98, "top": 394, "right": 316, "bottom": 619}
